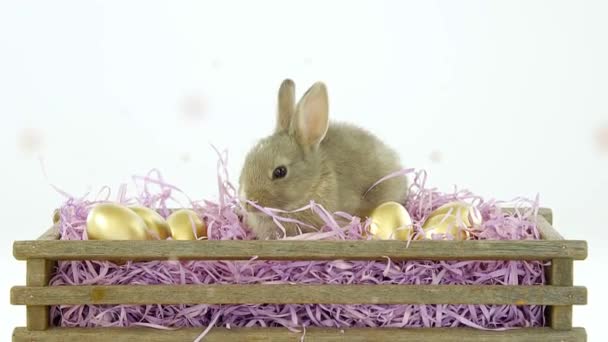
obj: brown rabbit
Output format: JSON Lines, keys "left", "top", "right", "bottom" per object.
{"left": 239, "top": 79, "right": 408, "bottom": 239}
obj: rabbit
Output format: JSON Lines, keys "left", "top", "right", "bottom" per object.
{"left": 239, "top": 79, "right": 408, "bottom": 239}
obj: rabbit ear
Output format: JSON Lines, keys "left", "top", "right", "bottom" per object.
{"left": 292, "top": 82, "right": 329, "bottom": 150}
{"left": 276, "top": 79, "right": 296, "bottom": 133}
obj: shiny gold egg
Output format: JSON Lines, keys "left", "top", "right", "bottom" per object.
{"left": 368, "top": 201, "right": 414, "bottom": 241}
{"left": 86, "top": 203, "right": 152, "bottom": 240}
{"left": 422, "top": 213, "right": 470, "bottom": 240}
{"left": 167, "top": 209, "right": 207, "bottom": 240}
{"left": 129, "top": 206, "right": 171, "bottom": 240}
{"left": 429, "top": 201, "right": 482, "bottom": 227}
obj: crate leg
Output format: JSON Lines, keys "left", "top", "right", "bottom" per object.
{"left": 26, "top": 259, "right": 53, "bottom": 331}
{"left": 548, "top": 258, "right": 573, "bottom": 330}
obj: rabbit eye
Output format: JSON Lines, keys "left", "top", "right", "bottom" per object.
{"left": 272, "top": 166, "right": 288, "bottom": 179}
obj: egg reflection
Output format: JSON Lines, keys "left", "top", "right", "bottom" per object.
{"left": 129, "top": 206, "right": 171, "bottom": 240}
{"left": 167, "top": 209, "right": 207, "bottom": 240}
{"left": 368, "top": 202, "right": 414, "bottom": 241}
{"left": 86, "top": 203, "right": 151, "bottom": 240}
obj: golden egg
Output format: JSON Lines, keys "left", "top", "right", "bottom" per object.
{"left": 368, "top": 201, "right": 414, "bottom": 241}
{"left": 422, "top": 213, "right": 470, "bottom": 240}
{"left": 129, "top": 206, "right": 171, "bottom": 240}
{"left": 167, "top": 209, "right": 207, "bottom": 240}
{"left": 429, "top": 201, "right": 482, "bottom": 227}
{"left": 86, "top": 203, "right": 151, "bottom": 240}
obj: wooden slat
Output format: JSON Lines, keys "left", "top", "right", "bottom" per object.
{"left": 25, "top": 224, "right": 59, "bottom": 330}
{"left": 549, "top": 258, "right": 574, "bottom": 330}
{"left": 12, "top": 327, "right": 587, "bottom": 342}
{"left": 37, "top": 224, "right": 61, "bottom": 241}
{"left": 536, "top": 215, "right": 563, "bottom": 240}
{"left": 52, "top": 209, "right": 60, "bottom": 224}
{"left": 12, "top": 239, "right": 588, "bottom": 261}
{"left": 534, "top": 214, "right": 575, "bottom": 330}
{"left": 10, "top": 284, "right": 587, "bottom": 306}
{"left": 537, "top": 207, "right": 553, "bottom": 224}
{"left": 25, "top": 259, "right": 53, "bottom": 331}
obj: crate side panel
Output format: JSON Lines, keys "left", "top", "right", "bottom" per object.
{"left": 12, "top": 327, "right": 587, "bottom": 342}
{"left": 25, "top": 259, "right": 53, "bottom": 331}
{"left": 11, "top": 284, "right": 587, "bottom": 306}
{"left": 549, "top": 258, "right": 574, "bottom": 330}
{"left": 13, "top": 240, "right": 588, "bottom": 261}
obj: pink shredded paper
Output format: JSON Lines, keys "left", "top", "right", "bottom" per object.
{"left": 49, "top": 150, "right": 546, "bottom": 334}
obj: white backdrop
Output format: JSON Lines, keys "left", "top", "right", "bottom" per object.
{"left": 1, "top": 0, "right": 606, "bottom": 339}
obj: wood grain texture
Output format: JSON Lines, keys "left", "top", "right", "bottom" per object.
{"left": 37, "top": 224, "right": 60, "bottom": 241}
{"left": 536, "top": 215, "right": 563, "bottom": 240}
{"left": 549, "top": 258, "right": 574, "bottom": 330}
{"left": 534, "top": 213, "right": 575, "bottom": 331}
{"left": 12, "top": 239, "right": 588, "bottom": 261}
{"left": 10, "top": 284, "right": 587, "bottom": 306}
{"left": 52, "top": 209, "right": 60, "bottom": 224}
{"left": 25, "top": 259, "right": 53, "bottom": 331}
{"left": 12, "top": 327, "right": 587, "bottom": 342}
{"left": 537, "top": 207, "right": 554, "bottom": 224}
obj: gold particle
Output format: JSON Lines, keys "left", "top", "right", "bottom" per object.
{"left": 179, "top": 153, "right": 191, "bottom": 163}
{"left": 429, "top": 150, "right": 443, "bottom": 163}
{"left": 180, "top": 95, "right": 206, "bottom": 120}
{"left": 596, "top": 124, "right": 608, "bottom": 153}
{"left": 17, "top": 127, "right": 44, "bottom": 156}
{"left": 90, "top": 287, "right": 106, "bottom": 302}
{"left": 211, "top": 59, "right": 222, "bottom": 69}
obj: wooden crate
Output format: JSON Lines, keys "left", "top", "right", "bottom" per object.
{"left": 11, "top": 208, "right": 588, "bottom": 341}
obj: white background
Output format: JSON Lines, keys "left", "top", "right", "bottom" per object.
{"left": 1, "top": 0, "right": 606, "bottom": 339}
